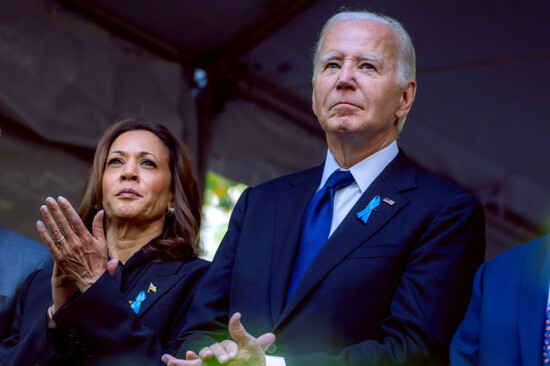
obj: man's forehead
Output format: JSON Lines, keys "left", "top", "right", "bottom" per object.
{"left": 322, "top": 19, "right": 397, "bottom": 48}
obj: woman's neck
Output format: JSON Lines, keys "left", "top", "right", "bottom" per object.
{"left": 105, "top": 219, "right": 164, "bottom": 263}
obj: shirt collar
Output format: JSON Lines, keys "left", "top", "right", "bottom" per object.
{"left": 320, "top": 141, "right": 399, "bottom": 193}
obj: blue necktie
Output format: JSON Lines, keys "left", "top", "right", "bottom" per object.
{"left": 286, "top": 170, "right": 355, "bottom": 304}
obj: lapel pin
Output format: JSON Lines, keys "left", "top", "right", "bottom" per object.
{"left": 357, "top": 195, "right": 381, "bottom": 224}
{"left": 383, "top": 197, "right": 395, "bottom": 206}
{"left": 130, "top": 291, "right": 147, "bottom": 314}
{"left": 147, "top": 282, "right": 157, "bottom": 293}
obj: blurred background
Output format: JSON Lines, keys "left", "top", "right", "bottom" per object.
{"left": 1, "top": 0, "right": 549, "bottom": 260}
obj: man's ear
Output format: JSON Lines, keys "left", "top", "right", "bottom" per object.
{"left": 311, "top": 77, "right": 317, "bottom": 116}
{"left": 395, "top": 80, "right": 416, "bottom": 120}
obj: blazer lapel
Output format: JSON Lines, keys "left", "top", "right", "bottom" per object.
{"left": 269, "top": 165, "right": 324, "bottom": 324}
{"left": 126, "top": 261, "right": 184, "bottom": 317}
{"left": 519, "top": 236, "right": 550, "bottom": 365}
{"left": 277, "top": 152, "right": 415, "bottom": 325}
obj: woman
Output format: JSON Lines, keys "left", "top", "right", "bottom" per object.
{"left": 0, "top": 118, "right": 209, "bottom": 365}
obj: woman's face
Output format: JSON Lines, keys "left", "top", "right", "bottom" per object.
{"left": 101, "top": 130, "right": 173, "bottom": 225}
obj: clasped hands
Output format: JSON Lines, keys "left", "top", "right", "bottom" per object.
{"left": 36, "top": 196, "right": 114, "bottom": 314}
{"left": 162, "top": 313, "right": 275, "bottom": 366}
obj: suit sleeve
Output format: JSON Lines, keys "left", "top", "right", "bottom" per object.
{"left": 174, "top": 188, "right": 251, "bottom": 356}
{"left": 449, "top": 262, "right": 487, "bottom": 366}
{"left": 0, "top": 266, "right": 60, "bottom": 365}
{"left": 285, "top": 192, "right": 485, "bottom": 366}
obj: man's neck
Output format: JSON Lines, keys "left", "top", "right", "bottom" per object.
{"left": 327, "top": 135, "right": 397, "bottom": 169}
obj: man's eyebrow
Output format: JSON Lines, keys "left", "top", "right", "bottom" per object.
{"left": 320, "top": 54, "right": 342, "bottom": 63}
{"left": 358, "top": 56, "right": 382, "bottom": 64}
{"left": 320, "top": 55, "right": 382, "bottom": 64}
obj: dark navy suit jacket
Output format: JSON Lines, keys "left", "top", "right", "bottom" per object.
{"left": 0, "top": 226, "right": 49, "bottom": 341}
{"left": 0, "top": 247, "right": 209, "bottom": 366}
{"left": 450, "top": 234, "right": 550, "bottom": 366}
{"left": 176, "top": 151, "right": 486, "bottom": 366}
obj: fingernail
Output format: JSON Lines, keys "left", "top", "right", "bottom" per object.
{"left": 58, "top": 196, "right": 67, "bottom": 204}
{"left": 46, "top": 197, "right": 55, "bottom": 205}
{"left": 36, "top": 220, "right": 44, "bottom": 229}
{"left": 40, "top": 205, "right": 48, "bottom": 213}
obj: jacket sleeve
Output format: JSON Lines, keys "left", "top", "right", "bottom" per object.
{"left": 0, "top": 264, "right": 64, "bottom": 366}
{"left": 449, "top": 262, "right": 487, "bottom": 366}
{"left": 174, "top": 188, "right": 251, "bottom": 356}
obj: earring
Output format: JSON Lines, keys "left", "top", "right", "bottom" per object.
{"left": 168, "top": 207, "right": 175, "bottom": 215}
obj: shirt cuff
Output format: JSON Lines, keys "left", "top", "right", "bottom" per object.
{"left": 266, "top": 355, "right": 286, "bottom": 366}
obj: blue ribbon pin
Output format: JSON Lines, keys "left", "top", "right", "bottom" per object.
{"left": 357, "top": 195, "right": 381, "bottom": 224}
{"left": 130, "top": 291, "right": 146, "bottom": 314}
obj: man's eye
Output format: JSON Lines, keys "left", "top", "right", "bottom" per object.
{"left": 326, "top": 63, "right": 339, "bottom": 69}
{"left": 360, "top": 63, "right": 374, "bottom": 70}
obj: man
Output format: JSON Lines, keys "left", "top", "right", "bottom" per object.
{"left": 450, "top": 234, "right": 550, "bottom": 365}
{"left": 164, "top": 10, "right": 485, "bottom": 366}
{"left": 0, "top": 226, "right": 49, "bottom": 340}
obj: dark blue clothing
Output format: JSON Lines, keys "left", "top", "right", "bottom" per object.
{"left": 176, "top": 151, "right": 486, "bottom": 366}
{"left": 450, "top": 234, "right": 550, "bottom": 366}
{"left": 0, "top": 242, "right": 209, "bottom": 366}
{"left": 0, "top": 226, "right": 49, "bottom": 341}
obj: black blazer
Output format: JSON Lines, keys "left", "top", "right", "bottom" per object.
{"left": 176, "top": 151, "right": 486, "bottom": 366}
{"left": 0, "top": 249, "right": 209, "bottom": 366}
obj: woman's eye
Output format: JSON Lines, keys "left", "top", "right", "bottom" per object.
{"left": 107, "top": 158, "right": 123, "bottom": 165}
{"left": 141, "top": 160, "right": 156, "bottom": 167}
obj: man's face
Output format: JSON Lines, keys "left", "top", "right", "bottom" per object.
{"left": 312, "top": 19, "right": 414, "bottom": 148}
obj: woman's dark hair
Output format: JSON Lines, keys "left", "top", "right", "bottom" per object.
{"left": 79, "top": 117, "right": 202, "bottom": 261}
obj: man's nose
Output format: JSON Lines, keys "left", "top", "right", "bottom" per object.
{"left": 336, "top": 65, "right": 356, "bottom": 90}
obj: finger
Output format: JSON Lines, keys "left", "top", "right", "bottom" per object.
{"left": 200, "top": 343, "right": 235, "bottom": 363}
{"left": 162, "top": 353, "right": 201, "bottom": 366}
{"left": 107, "top": 259, "right": 118, "bottom": 277}
{"left": 91, "top": 210, "right": 106, "bottom": 242}
{"left": 45, "top": 197, "right": 75, "bottom": 242}
{"left": 220, "top": 340, "right": 238, "bottom": 359}
{"left": 198, "top": 346, "right": 214, "bottom": 360}
{"left": 57, "top": 196, "right": 89, "bottom": 238}
{"left": 228, "top": 312, "right": 254, "bottom": 347}
{"left": 257, "top": 333, "right": 276, "bottom": 352}
{"left": 39, "top": 203, "right": 65, "bottom": 245}
{"left": 186, "top": 351, "right": 199, "bottom": 360}
{"left": 37, "top": 220, "right": 61, "bottom": 259}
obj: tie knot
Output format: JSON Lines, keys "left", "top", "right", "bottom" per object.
{"left": 324, "top": 170, "right": 354, "bottom": 191}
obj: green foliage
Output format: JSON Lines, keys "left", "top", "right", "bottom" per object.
{"left": 201, "top": 171, "right": 247, "bottom": 259}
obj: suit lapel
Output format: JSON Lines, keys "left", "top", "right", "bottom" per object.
{"left": 126, "top": 261, "right": 184, "bottom": 317}
{"left": 518, "top": 236, "right": 550, "bottom": 365}
{"left": 277, "top": 152, "right": 415, "bottom": 326}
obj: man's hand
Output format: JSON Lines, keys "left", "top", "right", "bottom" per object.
{"left": 161, "top": 352, "right": 203, "bottom": 366}
{"left": 199, "top": 312, "right": 276, "bottom": 365}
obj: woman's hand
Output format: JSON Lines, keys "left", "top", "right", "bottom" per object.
{"left": 51, "top": 261, "right": 78, "bottom": 312}
{"left": 37, "top": 196, "right": 108, "bottom": 293}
